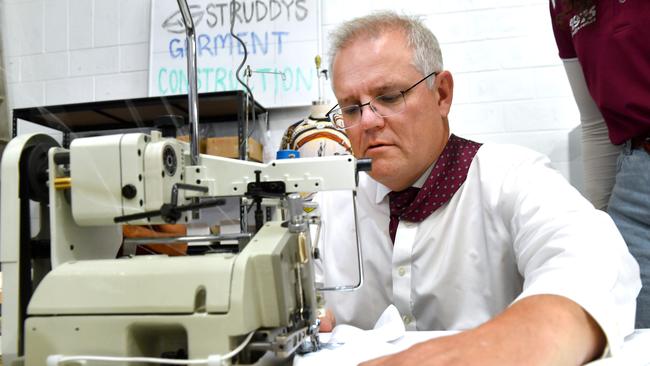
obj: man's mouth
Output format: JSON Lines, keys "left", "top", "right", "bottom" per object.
{"left": 365, "top": 143, "right": 391, "bottom": 154}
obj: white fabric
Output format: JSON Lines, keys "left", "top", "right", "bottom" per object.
{"left": 586, "top": 330, "right": 650, "bottom": 366}
{"left": 315, "top": 143, "right": 640, "bottom": 355}
{"left": 294, "top": 305, "right": 408, "bottom": 366}
{"left": 562, "top": 59, "right": 621, "bottom": 210}
{"left": 327, "top": 305, "right": 405, "bottom": 345}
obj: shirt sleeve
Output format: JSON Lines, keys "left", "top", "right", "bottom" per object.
{"left": 562, "top": 59, "right": 621, "bottom": 210}
{"left": 549, "top": 0, "right": 578, "bottom": 59}
{"left": 495, "top": 147, "right": 641, "bottom": 356}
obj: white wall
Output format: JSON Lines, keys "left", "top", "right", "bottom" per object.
{"left": 0, "top": 0, "right": 583, "bottom": 188}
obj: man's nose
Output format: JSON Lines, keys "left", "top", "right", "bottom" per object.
{"left": 358, "top": 105, "right": 384, "bottom": 131}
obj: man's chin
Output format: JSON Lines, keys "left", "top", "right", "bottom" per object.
{"left": 366, "top": 162, "right": 395, "bottom": 186}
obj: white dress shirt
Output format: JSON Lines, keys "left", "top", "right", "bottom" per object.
{"left": 315, "top": 143, "right": 640, "bottom": 353}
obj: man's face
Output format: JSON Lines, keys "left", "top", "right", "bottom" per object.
{"left": 331, "top": 30, "right": 452, "bottom": 191}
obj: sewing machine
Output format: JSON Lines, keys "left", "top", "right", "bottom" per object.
{"left": 0, "top": 131, "right": 366, "bottom": 365}
{"left": 1, "top": 0, "right": 368, "bottom": 363}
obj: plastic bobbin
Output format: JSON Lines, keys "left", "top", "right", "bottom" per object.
{"left": 276, "top": 149, "right": 300, "bottom": 159}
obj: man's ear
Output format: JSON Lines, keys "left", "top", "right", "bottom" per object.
{"left": 436, "top": 71, "right": 454, "bottom": 119}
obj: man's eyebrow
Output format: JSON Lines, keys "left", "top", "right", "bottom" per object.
{"left": 338, "top": 83, "right": 402, "bottom": 105}
{"left": 374, "top": 84, "right": 399, "bottom": 94}
{"left": 337, "top": 96, "right": 359, "bottom": 106}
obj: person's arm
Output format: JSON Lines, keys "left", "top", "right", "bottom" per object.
{"left": 562, "top": 59, "right": 621, "bottom": 210}
{"left": 362, "top": 294, "right": 604, "bottom": 366}
{"left": 366, "top": 146, "right": 638, "bottom": 365}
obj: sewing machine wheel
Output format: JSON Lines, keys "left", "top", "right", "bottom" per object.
{"left": 163, "top": 144, "right": 178, "bottom": 176}
{"left": 21, "top": 140, "right": 59, "bottom": 203}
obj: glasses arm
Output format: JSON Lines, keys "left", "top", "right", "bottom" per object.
{"left": 401, "top": 71, "right": 438, "bottom": 95}
{"left": 325, "top": 104, "right": 339, "bottom": 119}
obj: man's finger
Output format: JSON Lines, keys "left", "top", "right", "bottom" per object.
{"left": 319, "top": 309, "right": 336, "bottom": 332}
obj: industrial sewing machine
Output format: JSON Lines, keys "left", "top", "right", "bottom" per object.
{"left": 1, "top": 130, "right": 365, "bottom": 365}
{"left": 0, "top": 1, "right": 367, "bottom": 365}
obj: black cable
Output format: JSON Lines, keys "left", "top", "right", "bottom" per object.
{"left": 229, "top": 1, "right": 258, "bottom": 146}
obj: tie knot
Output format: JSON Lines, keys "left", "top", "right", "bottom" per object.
{"left": 389, "top": 187, "right": 420, "bottom": 217}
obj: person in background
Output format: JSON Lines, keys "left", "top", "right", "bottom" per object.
{"left": 549, "top": 0, "right": 650, "bottom": 328}
{"left": 315, "top": 11, "right": 641, "bottom": 365}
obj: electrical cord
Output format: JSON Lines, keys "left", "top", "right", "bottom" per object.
{"left": 46, "top": 331, "right": 255, "bottom": 366}
{"left": 229, "top": 1, "right": 258, "bottom": 146}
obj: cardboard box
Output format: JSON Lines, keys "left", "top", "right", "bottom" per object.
{"left": 177, "top": 136, "right": 263, "bottom": 162}
{"left": 206, "top": 136, "right": 263, "bottom": 162}
{"left": 176, "top": 135, "right": 207, "bottom": 153}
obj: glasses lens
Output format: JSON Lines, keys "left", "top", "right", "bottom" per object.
{"left": 331, "top": 113, "right": 346, "bottom": 129}
{"left": 332, "top": 106, "right": 360, "bottom": 129}
{"left": 371, "top": 92, "right": 405, "bottom": 117}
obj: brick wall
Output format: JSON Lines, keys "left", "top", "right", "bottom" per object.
{"left": 2, "top": 0, "right": 150, "bottom": 108}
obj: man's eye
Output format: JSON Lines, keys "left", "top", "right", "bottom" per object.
{"left": 342, "top": 106, "right": 360, "bottom": 115}
{"left": 376, "top": 93, "right": 402, "bottom": 104}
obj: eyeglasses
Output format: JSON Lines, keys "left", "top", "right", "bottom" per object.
{"left": 326, "top": 71, "right": 438, "bottom": 130}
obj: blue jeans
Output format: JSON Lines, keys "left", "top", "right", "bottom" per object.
{"left": 608, "top": 141, "right": 650, "bottom": 328}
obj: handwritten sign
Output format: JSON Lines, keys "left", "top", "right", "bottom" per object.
{"left": 149, "top": 0, "right": 320, "bottom": 107}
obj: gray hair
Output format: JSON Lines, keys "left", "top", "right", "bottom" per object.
{"left": 328, "top": 11, "right": 443, "bottom": 89}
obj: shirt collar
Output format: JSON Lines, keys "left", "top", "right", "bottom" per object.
{"left": 375, "top": 162, "right": 435, "bottom": 204}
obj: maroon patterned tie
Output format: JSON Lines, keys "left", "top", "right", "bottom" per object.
{"left": 388, "top": 187, "right": 420, "bottom": 243}
{"left": 388, "top": 135, "right": 482, "bottom": 243}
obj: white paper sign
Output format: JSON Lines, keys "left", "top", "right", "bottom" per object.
{"left": 149, "top": 0, "right": 320, "bottom": 107}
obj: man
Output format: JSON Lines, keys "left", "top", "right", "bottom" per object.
{"left": 315, "top": 11, "right": 640, "bottom": 365}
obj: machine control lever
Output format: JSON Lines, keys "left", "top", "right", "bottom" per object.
{"left": 355, "top": 158, "right": 372, "bottom": 185}
{"left": 113, "top": 198, "right": 225, "bottom": 224}
{"left": 356, "top": 158, "right": 372, "bottom": 173}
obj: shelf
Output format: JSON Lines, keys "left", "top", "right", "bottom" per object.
{"left": 12, "top": 91, "right": 266, "bottom": 134}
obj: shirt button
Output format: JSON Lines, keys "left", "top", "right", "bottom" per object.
{"left": 404, "top": 222, "right": 415, "bottom": 228}
{"left": 398, "top": 267, "right": 406, "bottom": 276}
{"left": 402, "top": 315, "right": 412, "bottom": 324}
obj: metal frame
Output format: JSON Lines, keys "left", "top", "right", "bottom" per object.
{"left": 11, "top": 91, "right": 266, "bottom": 148}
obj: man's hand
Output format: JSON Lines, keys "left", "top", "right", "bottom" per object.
{"left": 361, "top": 295, "right": 605, "bottom": 366}
{"left": 319, "top": 308, "right": 336, "bottom": 332}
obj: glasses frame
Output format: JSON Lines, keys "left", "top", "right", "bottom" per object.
{"left": 326, "top": 71, "right": 439, "bottom": 129}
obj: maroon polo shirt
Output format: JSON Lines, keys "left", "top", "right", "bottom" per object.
{"left": 550, "top": 0, "right": 650, "bottom": 145}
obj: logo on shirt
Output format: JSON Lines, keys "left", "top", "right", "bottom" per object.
{"left": 569, "top": 5, "right": 596, "bottom": 36}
